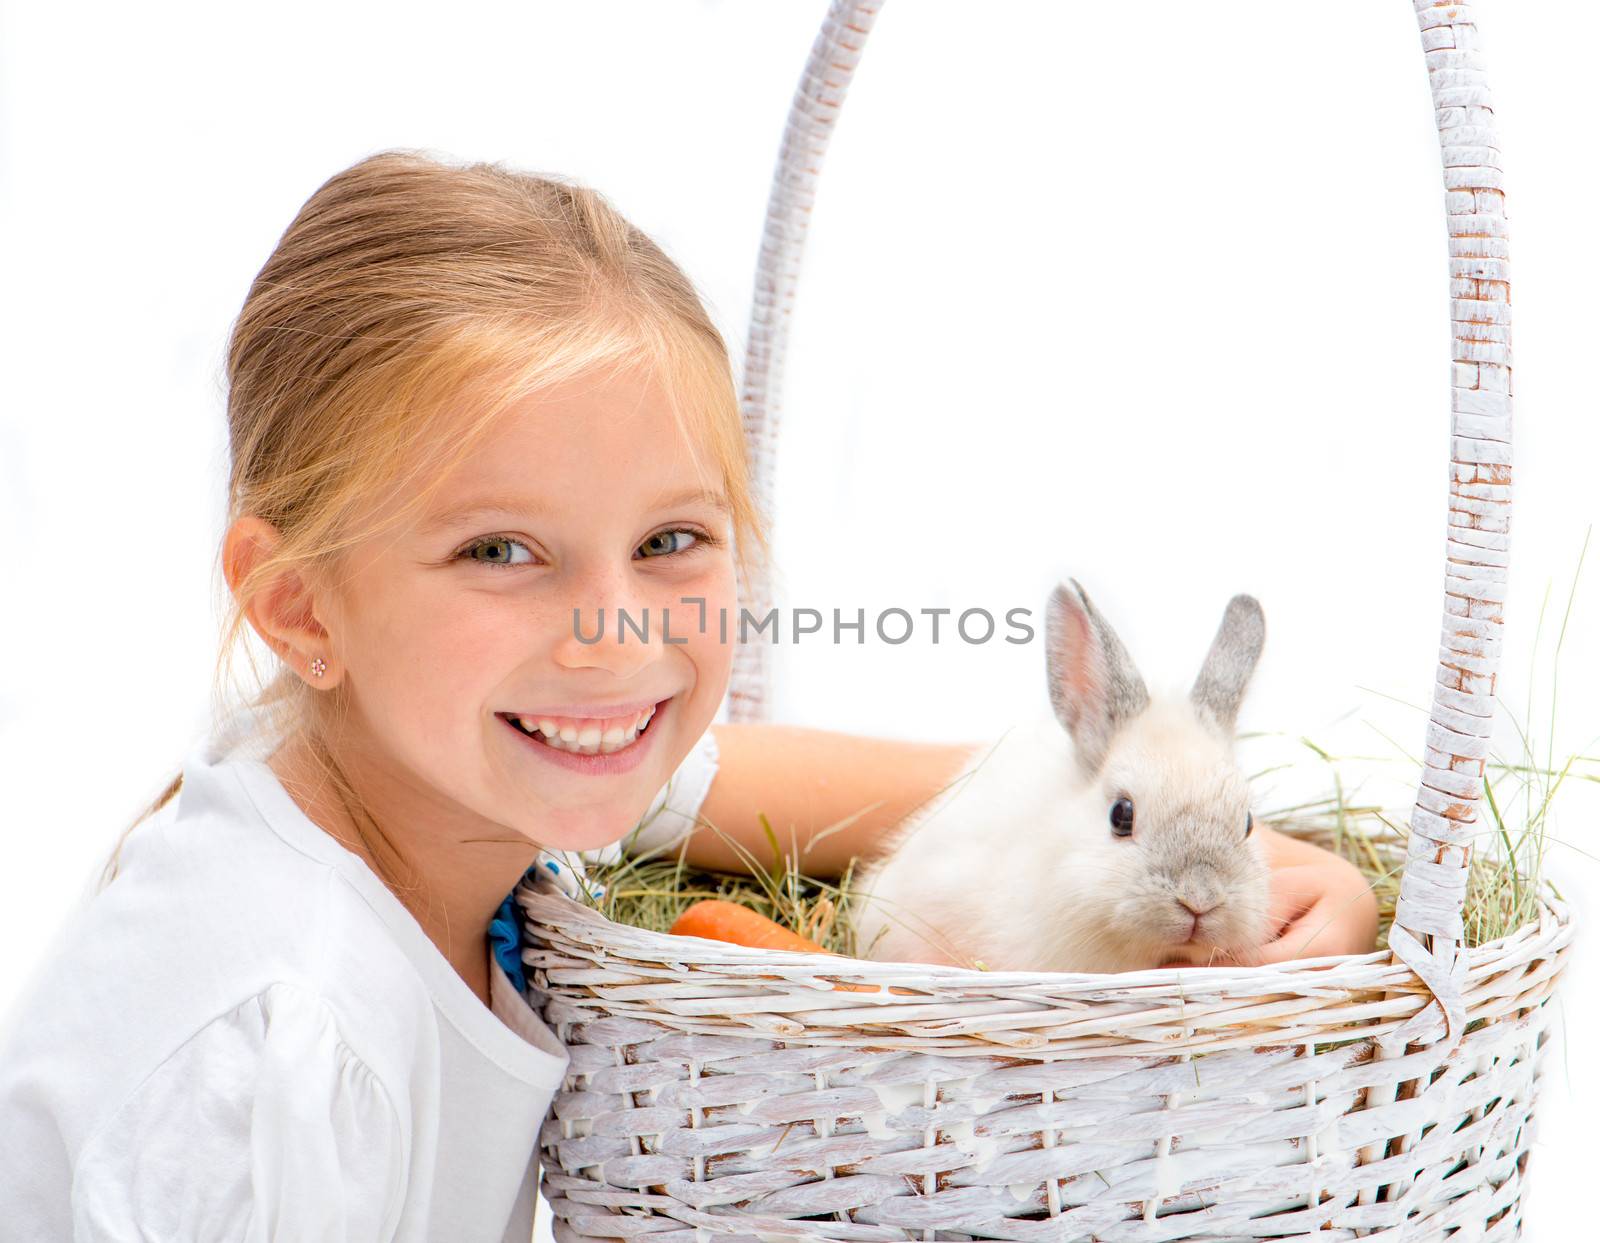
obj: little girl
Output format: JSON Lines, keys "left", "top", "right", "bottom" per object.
{"left": 0, "top": 150, "right": 1376, "bottom": 1240}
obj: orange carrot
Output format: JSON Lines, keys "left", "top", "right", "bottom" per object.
{"left": 670, "top": 900, "right": 829, "bottom": 954}
{"left": 668, "top": 899, "right": 920, "bottom": 996}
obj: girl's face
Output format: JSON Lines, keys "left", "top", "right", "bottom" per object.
{"left": 322, "top": 362, "right": 739, "bottom": 852}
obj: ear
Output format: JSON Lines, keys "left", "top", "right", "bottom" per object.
{"left": 222, "top": 515, "right": 341, "bottom": 688}
{"left": 1189, "top": 593, "right": 1265, "bottom": 737}
{"left": 1044, "top": 579, "right": 1149, "bottom": 779}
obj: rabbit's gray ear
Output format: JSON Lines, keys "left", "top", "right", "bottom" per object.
{"left": 1189, "top": 594, "right": 1265, "bottom": 738}
{"left": 1045, "top": 579, "right": 1149, "bottom": 779}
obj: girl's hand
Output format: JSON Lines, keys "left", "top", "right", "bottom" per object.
{"left": 1254, "top": 854, "right": 1381, "bottom": 963}
{"left": 1163, "top": 824, "right": 1380, "bottom": 968}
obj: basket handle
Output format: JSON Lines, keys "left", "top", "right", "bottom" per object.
{"left": 1386, "top": 1, "right": 1512, "bottom": 1050}
{"left": 728, "top": 0, "right": 1512, "bottom": 1051}
{"left": 727, "top": 0, "right": 883, "bottom": 724}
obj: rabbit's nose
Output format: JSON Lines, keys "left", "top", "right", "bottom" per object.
{"left": 1176, "top": 898, "right": 1219, "bottom": 940}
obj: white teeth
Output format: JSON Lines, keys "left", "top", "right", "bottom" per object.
{"left": 519, "top": 716, "right": 650, "bottom": 753}
{"left": 511, "top": 702, "right": 662, "bottom": 756}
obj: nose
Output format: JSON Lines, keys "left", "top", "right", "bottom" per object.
{"left": 1176, "top": 898, "right": 1219, "bottom": 940}
{"left": 551, "top": 565, "right": 662, "bottom": 678}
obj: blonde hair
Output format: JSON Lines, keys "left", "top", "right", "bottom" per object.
{"left": 100, "top": 148, "right": 768, "bottom": 893}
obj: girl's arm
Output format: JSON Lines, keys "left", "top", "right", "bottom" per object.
{"left": 686, "top": 723, "right": 1380, "bottom": 959}
{"left": 688, "top": 723, "right": 980, "bottom": 878}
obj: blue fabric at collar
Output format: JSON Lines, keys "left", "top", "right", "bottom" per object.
{"left": 488, "top": 868, "right": 538, "bottom": 996}
{"left": 488, "top": 854, "right": 608, "bottom": 998}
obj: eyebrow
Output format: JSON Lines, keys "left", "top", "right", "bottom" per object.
{"left": 419, "top": 487, "right": 732, "bottom": 533}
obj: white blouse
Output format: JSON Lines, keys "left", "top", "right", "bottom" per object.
{"left": 0, "top": 702, "right": 721, "bottom": 1241}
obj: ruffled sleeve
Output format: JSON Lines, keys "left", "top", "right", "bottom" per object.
{"left": 520, "top": 728, "right": 722, "bottom": 906}
{"left": 71, "top": 981, "right": 403, "bottom": 1241}
{"left": 613, "top": 726, "right": 720, "bottom": 861}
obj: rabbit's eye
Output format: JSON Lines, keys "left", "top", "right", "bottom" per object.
{"left": 1245, "top": 810, "right": 1254, "bottom": 838}
{"left": 1109, "top": 797, "right": 1135, "bottom": 838}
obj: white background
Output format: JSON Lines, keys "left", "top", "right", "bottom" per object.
{"left": 1, "top": 1, "right": 1595, "bottom": 1237}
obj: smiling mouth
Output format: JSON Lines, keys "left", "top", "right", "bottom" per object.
{"left": 499, "top": 702, "right": 661, "bottom": 756}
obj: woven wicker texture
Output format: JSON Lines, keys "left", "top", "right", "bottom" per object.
{"left": 522, "top": 2, "right": 1565, "bottom": 1239}
{"left": 522, "top": 879, "right": 1570, "bottom": 1240}
{"left": 725, "top": 0, "right": 880, "bottom": 726}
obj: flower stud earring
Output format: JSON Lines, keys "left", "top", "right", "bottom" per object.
{"left": 310, "top": 656, "right": 327, "bottom": 679}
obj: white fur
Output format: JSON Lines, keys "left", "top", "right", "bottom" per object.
{"left": 850, "top": 697, "right": 1271, "bottom": 974}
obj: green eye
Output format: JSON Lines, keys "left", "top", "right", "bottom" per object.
{"left": 638, "top": 529, "right": 700, "bottom": 558}
{"left": 463, "top": 537, "right": 533, "bottom": 567}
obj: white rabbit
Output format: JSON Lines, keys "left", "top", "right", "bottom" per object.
{"left": 849, "top": 579, "right": 1272, "bottom": 974}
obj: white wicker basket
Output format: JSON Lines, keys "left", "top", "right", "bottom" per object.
{"left": 520, "top": 3, "right": 1572, "bottom": 1238}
